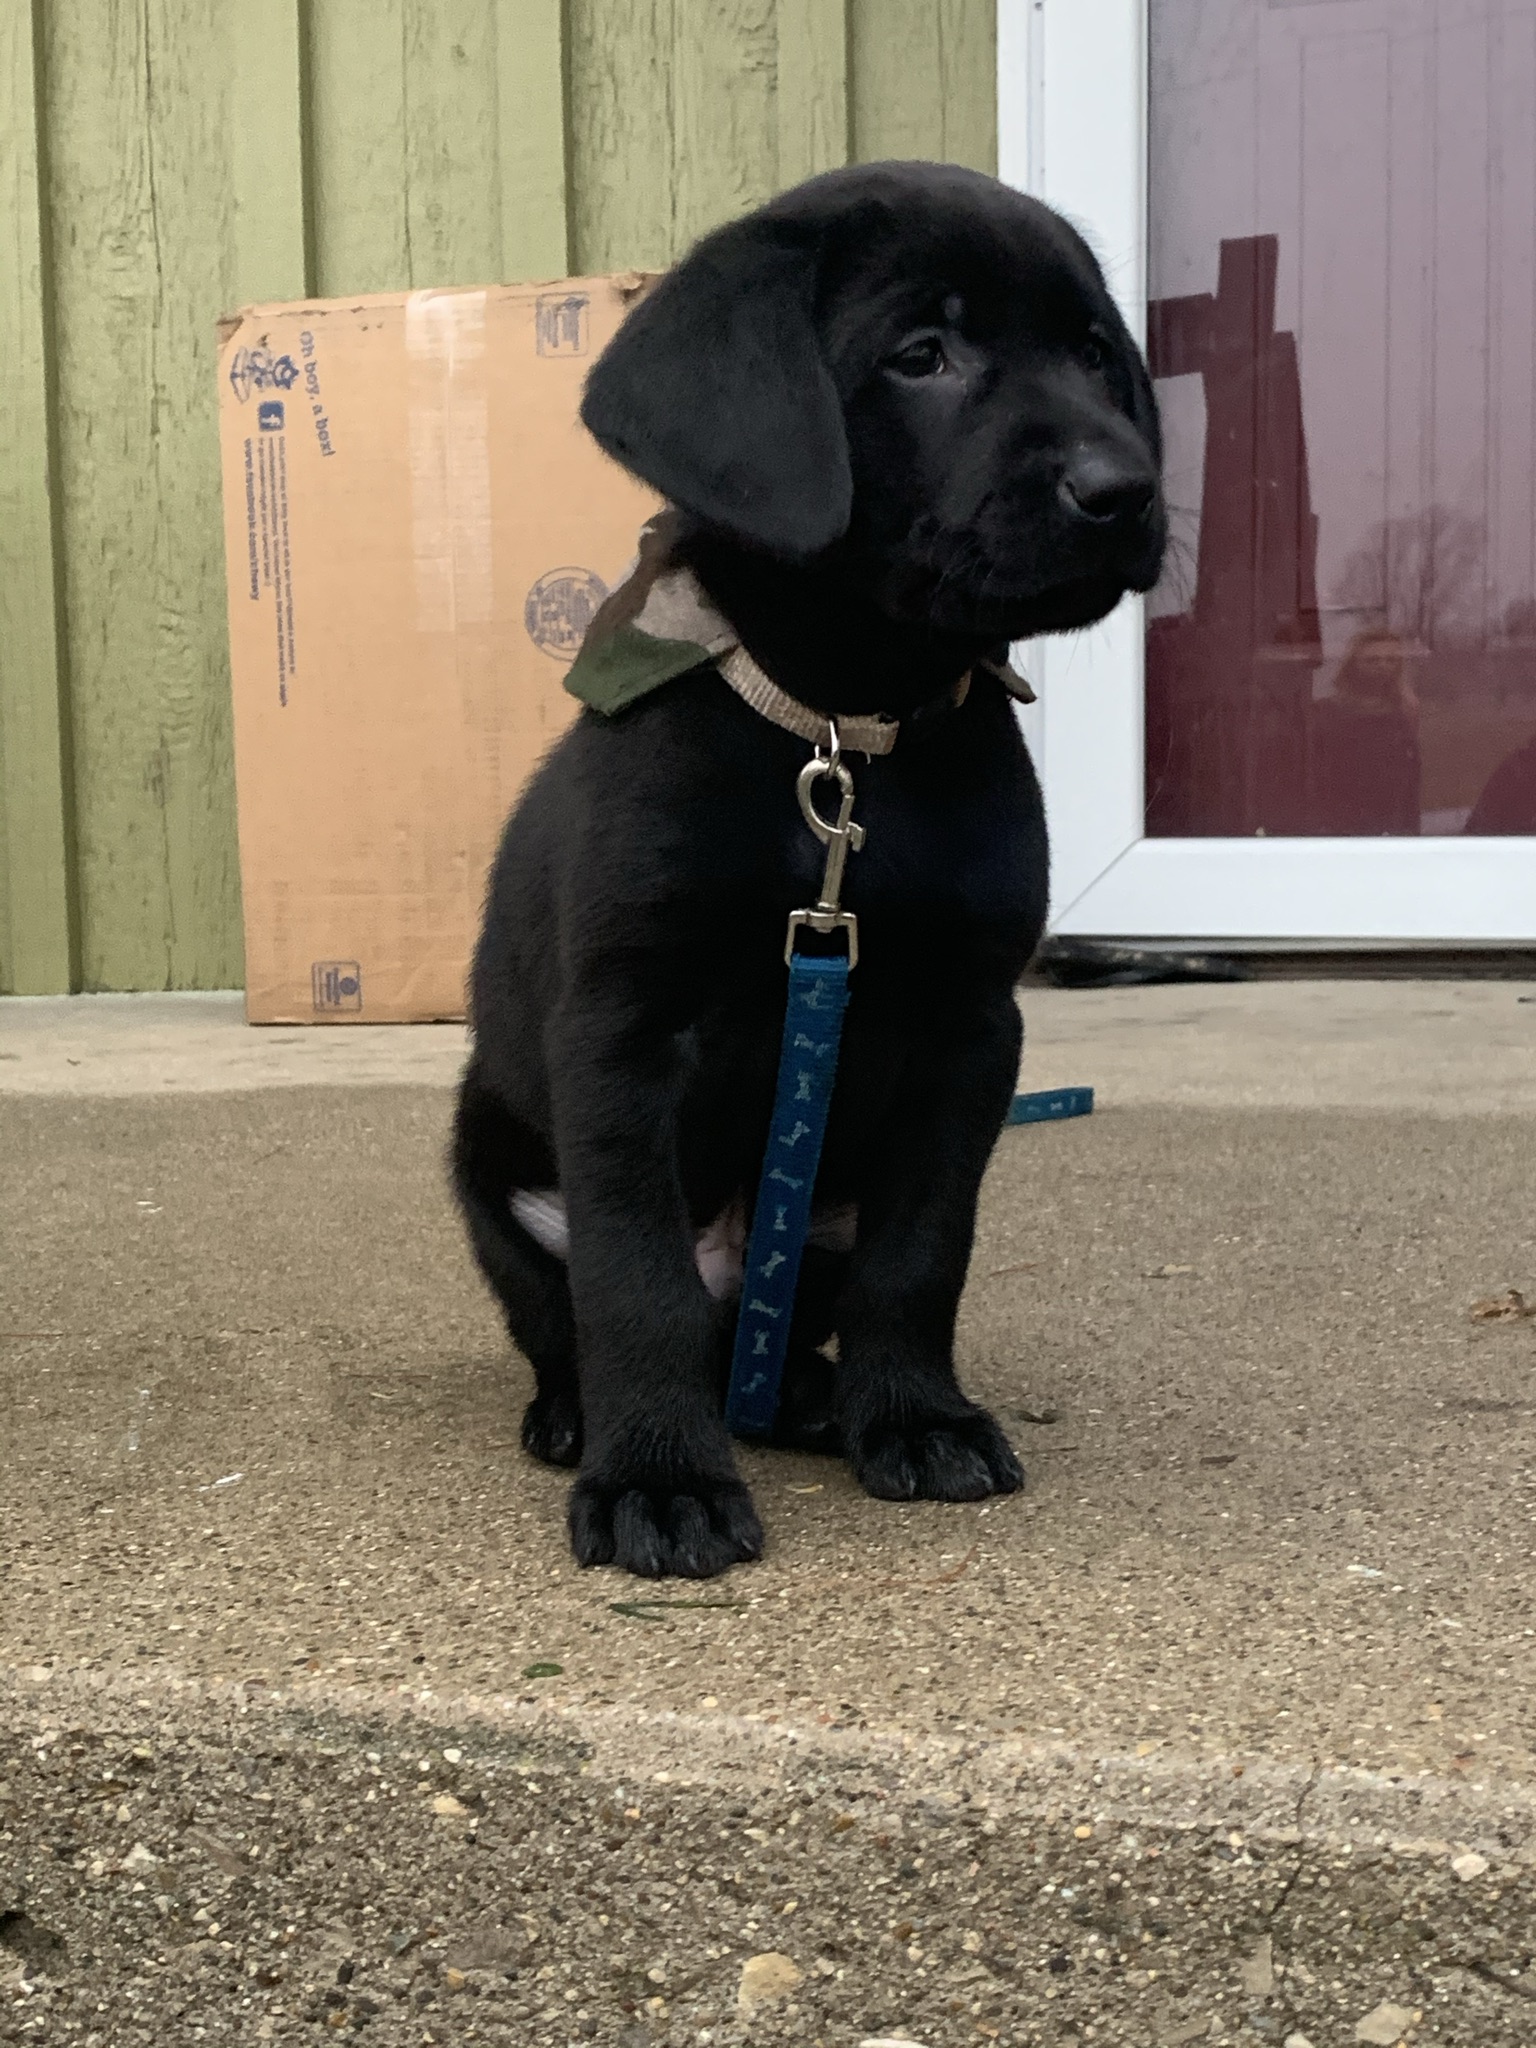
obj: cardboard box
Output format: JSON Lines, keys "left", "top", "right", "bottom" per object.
{"left": 217, "top": 275, "right": 658, "bottom": 1022}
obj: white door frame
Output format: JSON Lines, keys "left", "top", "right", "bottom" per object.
{"left": 996, "top": 0, "right": 1536, "bottom": 943}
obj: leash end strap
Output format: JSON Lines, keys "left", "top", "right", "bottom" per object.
{"left": 1007, "top": 1085, "right": 1094, "bottom": 1125}
{"left": 725, "top": 951, "right": 851, "bottom": 1440}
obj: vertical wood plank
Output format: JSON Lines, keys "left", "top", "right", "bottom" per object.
{"left": 307, "top": 0, "right": 410, "bottom": 293}
{"left": 229, "top": 0, "right": 309, "bottom": 305}
{"left": 0, "top": 0, "right": 76, "bottom": 993}
{"left": 309, "top": 0, "right": 512, "bottom": 293}
{"left": 775, "top": 0, "right": 849, "bottom": 188}
{"left": 852, "top": 0, "right": 941, "bottom": 162}
{"left": 850, "top": 0, "right": 996, "bottom": 172}
{"left": 400, "top": 0, "right": 503, "bottom": 283}
{"left": 671, "top": 0, "right": 779, "bottom": 250}
{"left": 566, "top": 0, "right": 677, "bottom": 272}
{"left": 494, "top": 0, "right": 569, "bottom": 278}
{"left": 46, "top": 0, "right": 244, "bottom": 989}
{"left": 936, "top": 0, "right": 996, "bottom": 172}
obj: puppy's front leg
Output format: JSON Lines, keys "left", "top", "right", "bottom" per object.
{"left": 548, "top": 991, "right": 763, "bottom": 1579}
{"left": 837, "top": 986, "right": 1027, "bottom": 1503}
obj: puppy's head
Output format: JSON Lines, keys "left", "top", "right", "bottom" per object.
{"left": 582, "top": 162, "right": 1165, "bottom": 644}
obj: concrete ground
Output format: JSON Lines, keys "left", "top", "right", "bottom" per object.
{"left": 2, "top": 982, "right": 1535, "bottom": 2048}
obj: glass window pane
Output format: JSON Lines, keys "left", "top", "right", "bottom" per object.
{"left": 1147, "top": 0, "right": 1536, "bottom": 837}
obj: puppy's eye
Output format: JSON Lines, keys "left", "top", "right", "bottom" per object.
{"left": 1082, "top": 325, "right": 1113, "bottom": 373}
{"left": 888, "top": 333, "right": 947, "bottom": 379}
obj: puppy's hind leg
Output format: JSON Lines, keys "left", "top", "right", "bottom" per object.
{"left": 451, "top": 1062, "right": 583, "bottom": 1467}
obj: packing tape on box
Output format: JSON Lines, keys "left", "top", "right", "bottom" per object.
{"left": 405, "top": 288, "right": 493, "bottom": 633}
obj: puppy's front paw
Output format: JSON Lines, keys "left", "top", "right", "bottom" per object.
{"left": 568, "top": 1470, "right": 764, "bottom": 1579}
{"left": 522, "top": 1387, "right": 583, "bottom": 1467}
{"left": 851, "top": 1406, "right": 1024, "bottom": 1503}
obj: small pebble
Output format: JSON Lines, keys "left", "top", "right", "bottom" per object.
{"left": 737, "top": 1951, "right": 802, "bottom": 2017}
{"left": 1354, "top": 2003, "right": 1416, "bottom": 2046}
{"left": 1450, "top": 1850, "right": 1489, "bottom": 1881}
{"left": 1239, "top": 1934, "right": 1275, "bottom": 1997}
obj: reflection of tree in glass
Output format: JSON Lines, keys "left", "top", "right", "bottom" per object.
{"left": 1332, "top": 504, "right": 1487, "bottom": 650}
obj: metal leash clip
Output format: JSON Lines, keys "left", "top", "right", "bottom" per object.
{"left": 786, "top": 720, "right": 866, "bottom": 967}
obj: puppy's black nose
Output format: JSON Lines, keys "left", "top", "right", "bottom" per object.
{"left": 1058, "top": 452, "right": 1156, "bottom": 529}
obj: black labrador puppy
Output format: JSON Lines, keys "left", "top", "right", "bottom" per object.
{"left": 454, "top": 162, "right": 1164, "bottom": 1578}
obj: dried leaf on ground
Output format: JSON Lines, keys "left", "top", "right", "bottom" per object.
{"left": 1470, "top": 1288, "right": 1534, "bottom": 1321}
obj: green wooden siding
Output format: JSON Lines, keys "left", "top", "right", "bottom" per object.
{"left": 0, "top": 0, "right": 76, "bottom": 994}
{"left": 0, "top": 0, "right": 995, "bottom": 993}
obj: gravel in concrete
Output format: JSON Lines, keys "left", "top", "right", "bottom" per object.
{"left": 4, "top": 1677, "right": 1534, "bottom": 2048}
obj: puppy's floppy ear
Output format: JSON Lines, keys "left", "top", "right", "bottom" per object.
{"left": 581, "top": 220, "right": 851, "bottom": 560}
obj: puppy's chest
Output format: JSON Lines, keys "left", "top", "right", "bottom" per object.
{"left": 760, "top": 765, "right": 1038, "bottom": 926}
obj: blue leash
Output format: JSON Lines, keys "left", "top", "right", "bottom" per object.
{"left": 722, "top": 737, "right": 1097, "bottom": 1440}
{"left": 725, "top": 953, "right": 851, "bottom": 1437}
{"left": 726, "top": 742, "right": 863, "bottom": 1441}
{"left": 1007, "top": 1084, "right": 1094, "bottom": 1124}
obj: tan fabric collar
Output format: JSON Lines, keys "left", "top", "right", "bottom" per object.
{"left": 716, "top": 644, "right": 907, "bottom": 756}
{"left": 622, "top": 551, "right": 915, "bottom": 753}
{"left": 717, "top": 644, "right": 1036, "bottom": 758}
{"left": 566, "top": 511, "right": 1036, "bottom": 746}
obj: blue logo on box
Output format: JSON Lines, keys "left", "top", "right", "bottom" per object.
{"left": 524, "top": 567, "right": 608, "bottom": 661}
{"left": 312, "top": 961, "right": 362, "bottom": 1013}
{"left": 536, "top": 294, "right": 589, "bottom": 357}
{"left": 258, "top": 400, "right": 285, "bottom": 431}
{"left": 229, "top": 343, "right": 300, "bottom": 402}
